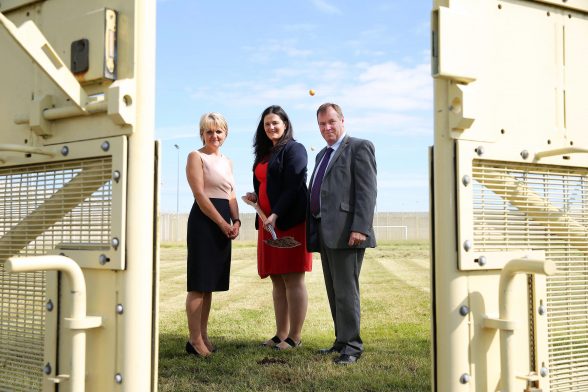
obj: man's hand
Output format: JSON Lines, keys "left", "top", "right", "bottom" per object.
{"left": 348, "top": 231, "right": 367, "bottom": 247}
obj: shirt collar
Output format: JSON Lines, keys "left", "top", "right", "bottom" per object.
{"left": 328, "top": 132, "right": 346, "bottom": 153}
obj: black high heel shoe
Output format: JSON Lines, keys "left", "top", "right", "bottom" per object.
{"left": 185, "top": 341, "right": 209, "bottom": 358}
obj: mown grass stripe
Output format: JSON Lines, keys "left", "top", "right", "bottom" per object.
{"left": 159, "top": 241, "right": 431, "bottom": 391}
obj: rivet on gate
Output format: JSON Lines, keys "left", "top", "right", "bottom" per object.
{"left": 463, "top": 240, "right": 472, "bottom": 252}
{"left": 116, "top": 304, "right": 124, "bottom": 315}
{"left": 520, "top": 150, "right": 529, "bottom": 160}
{"left": 475, "top": 146, "right": 484, "bottom": 156}
{"left": 111, "top": 237, "right": 120, "bottom": 250}
{"left": 112, "top": 170, "right": 121, "bottom": 183}
{"left": 459, "top": 305, "right": 469, "bottom": 316}
{"left": 99, "top": 254, "right": 110, "bottom": 265}
{"left": 43, "top": 363, "right": 52, "bottom": 375}
{"left": 477, "top": 255, "right": 487, "bottom": 266}
{"left": 462, "top": 175, "right": 471, "bottom": 187}
{"left": 46, "top": 299, "right": 54, "bottom": 312}
{"left": 114, "top": 373, "right": 123, "bottom": 384}
{"left": 540, "top": 367, "right": 549, "bottom": 377}
{"left": 61, "top": 146, "right": 69, "bottom": 156}
{"left": 101, "top": 141, "right": 110, "bottom": 152}
{"left": 460, "top": 373, "right": 470, "bottom": 384}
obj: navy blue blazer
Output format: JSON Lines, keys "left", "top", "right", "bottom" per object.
{"left": 253, "top": 140, "right": 308, "bottom": 231}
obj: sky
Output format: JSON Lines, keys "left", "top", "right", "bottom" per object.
{"left": 156, "top": 0, "right": 432, "bottom": 214}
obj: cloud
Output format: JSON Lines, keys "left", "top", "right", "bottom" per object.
{"left": 283, "top": 23, "right": 316, "bottom": 33}
{"left": 344, "top": 112, "right": 430, "bottom": 136}
{"left": 184, "top": 58, "right": 432, "bottom": 136}
{"left": 310, "top": 0, "right": 342, "bottom": 14}
{"left": 155, "top": 124, "right": 197, "bottom": 141}
{"left": 243, "top": 39, "right": 312, "bottom": 64}
{"left": 344, "top": 62, "right": 432, "bottom": 110}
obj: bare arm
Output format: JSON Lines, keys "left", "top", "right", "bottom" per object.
{"left": 228, "top": 160, "right": 240, "bottom": 239}
{"left": 186, "top": 151, "right": 233, "bottom": 237}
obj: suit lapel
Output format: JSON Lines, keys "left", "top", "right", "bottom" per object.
{"left": 310, "top": 147, "right": 328, "bottom": 184}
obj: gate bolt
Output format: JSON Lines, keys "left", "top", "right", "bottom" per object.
{"left": 112, "top": 170, "right": 121, "bottom": 183}
{"left": 115, "top": 373, "right": 123, "bottom": 384}
{"left": 111, "top": 237, "right": 120, "bottom": 250}
{"left": 520, "top": 150, "right": 529, "bottom": 160}
{"left": 43, "top": 363, "right": 52, "bottom": 375}
{"left": 463, "top": 240, "right": 472, "bottom": 252}
{"left": 61, "top": 146, "right": 69, "bottom": 156}
{"left": 116, "top": 304, "right": 124, "bottom": 315}
{"left": 538, "top": 304, "right": 546, "bottom": 316}
{"left": 46, "top": 299, "right": 54, "bottom": 312}
{"left": 462, "top": 175, "right": 471, "bottom": 186}
{"left": 459, "top": 305, "right": 469, "bottom": 316}
{"left": 101, "top": 141, "right": 110, "bottom": 152}
{"left": 460, "top": 373, "right": 470, "bottom": 384}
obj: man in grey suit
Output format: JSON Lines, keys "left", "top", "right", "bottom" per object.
{"left": 307, "top": 102, "right": 377, "bottom": 365}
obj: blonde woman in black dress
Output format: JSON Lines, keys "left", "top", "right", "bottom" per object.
{"left": 185, "top": 112, "right": 240, "bottom": 357}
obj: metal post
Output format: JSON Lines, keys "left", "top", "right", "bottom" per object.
{"left": 174, "top": 143, "right": 180, "bottom": 241}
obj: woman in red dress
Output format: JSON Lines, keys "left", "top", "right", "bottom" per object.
{"left": 245, "top": 105, "right": 312, "bottom": 350}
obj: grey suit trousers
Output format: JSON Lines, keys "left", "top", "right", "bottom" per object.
{"left": 319, "top": 223, "right": 364, "bottom": 356}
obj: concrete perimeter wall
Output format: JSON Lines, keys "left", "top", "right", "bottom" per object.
{"left": 159, "top": 212, "right": 430, "bottom": 243}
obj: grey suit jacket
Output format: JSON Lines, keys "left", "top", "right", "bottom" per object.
{"left": 306, "top": 135, "right": 377, "bottom": 251}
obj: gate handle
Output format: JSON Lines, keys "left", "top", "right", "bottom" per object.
{"left": 534, "top": 147, "right": 588, "bottom": 161}
{"left": 6, "top": 255, "right": 102, "bottom": 392}
{"left": 484, "top": 259, "right": 557, "bottom": 392}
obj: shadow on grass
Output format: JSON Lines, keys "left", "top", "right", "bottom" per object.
{"left": 159, "top": 327, "right": 431, "bottom": 392}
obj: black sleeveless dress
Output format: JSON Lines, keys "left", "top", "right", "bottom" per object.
{"left": 186, "top": 151, "right": 234, "bottom": 292}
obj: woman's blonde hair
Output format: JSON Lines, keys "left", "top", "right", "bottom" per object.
{"left": 199, "top": 112, "right": 228, "bottom": 145}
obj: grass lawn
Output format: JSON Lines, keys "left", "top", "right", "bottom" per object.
{"left": 158, "top": 241, "right": 431, "bottom": 391}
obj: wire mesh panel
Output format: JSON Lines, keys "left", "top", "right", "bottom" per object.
{"left": 472, "top": 159, "right": 588, "bottom": 391}
{"left": 0, "top": 157, "right": 112, "bottom": 391}
{"left": 0, "top": 157, "right": 113, "bottom": 261}
{"left": 0, "top": 263, "right": 45, "bottom": 392}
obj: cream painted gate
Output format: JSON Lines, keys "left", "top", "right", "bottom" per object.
{"left": 0, "top": 1, "right": 158, "bottom": 391}
{"left": 432, "top": 1, "right": 588, "bottom": 391}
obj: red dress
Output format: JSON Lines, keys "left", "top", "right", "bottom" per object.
{"left": 255, "top": 162, "right": 312, "bottom": 278}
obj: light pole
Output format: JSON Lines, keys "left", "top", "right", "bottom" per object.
{"left": 174, "top": 144, "right": 180, "bottom": 240}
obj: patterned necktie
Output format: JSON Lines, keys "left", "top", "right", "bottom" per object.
{"left": 310, "top": 147, "right": 333, "bottom": 216}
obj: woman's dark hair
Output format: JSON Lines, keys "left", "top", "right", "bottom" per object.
{"left": 252, "top": 105, "right": 294, "bottom": 170}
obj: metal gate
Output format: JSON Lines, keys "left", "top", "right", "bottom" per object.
{"left": 432, "top": 0, "right": 588, "bottom": 391}
{"left": 0, "top": 1, "right": 157, "bottom": 391}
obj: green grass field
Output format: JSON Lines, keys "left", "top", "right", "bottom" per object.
{"left": 158, "top": 241, "right": 431, "bottom": 391}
